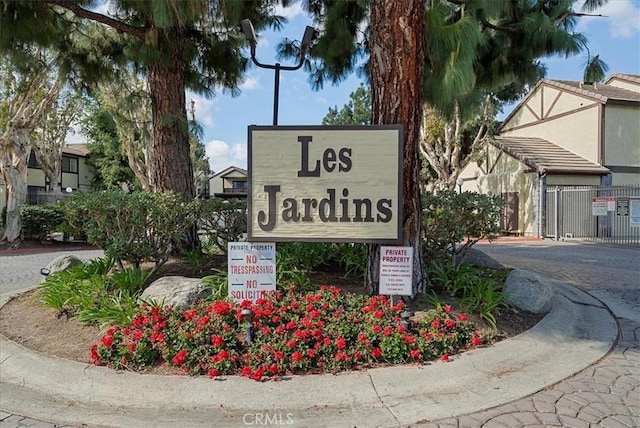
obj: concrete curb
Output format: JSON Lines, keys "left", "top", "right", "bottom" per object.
{"left": 0, "top": 282, "right": 618, "bottom": 428}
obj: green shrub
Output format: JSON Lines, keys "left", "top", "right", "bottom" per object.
{"left": 36, "top": 257, "right": 144, "bottom": 328}
{"left": 19, "top": 204, "right": 66, "bottom": 240}
{"left": 62, "top": 190, "right": 196, "bottom": 274}
{"left": 427, "top": 260, "right": 508, "bottom": 330}
{"left": 422, "top": 190, "right": 504, "bottom": 267}
{"left": 196, "top": 198, "right": 247, "bottom": 254}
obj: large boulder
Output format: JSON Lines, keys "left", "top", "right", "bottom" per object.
{"left": 42, "top": 255, "right": 83, "bottom": 280}
{"left": 456, "top": 247, "right": 503, "bottom": 269}
{"left": 503, "top": 269, "right": 554, "bottom": 314}
{"left": 140, "top": 276, "right": 208, "bottom": 309}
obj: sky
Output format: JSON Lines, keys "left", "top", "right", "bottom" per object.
{"left": 71, "top": 1, "right": 640, "bottom": 175}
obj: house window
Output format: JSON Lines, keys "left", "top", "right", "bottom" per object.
{"left": 28, "top": 151, "right": 40, "bottom": 168}
{"left": 62, "top": 155, "right": 78, "bottom": 173}
{"left": 232, "top": 181, "right": 247, "bottom": 189}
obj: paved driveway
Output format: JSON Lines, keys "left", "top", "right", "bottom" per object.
{"left": 0, "top": 249, "right": 104, "bottom": 294}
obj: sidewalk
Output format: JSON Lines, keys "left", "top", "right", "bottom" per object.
{"left": 0, "top": 279, "right": 617, "bottom": 426}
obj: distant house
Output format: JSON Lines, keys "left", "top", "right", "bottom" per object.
{"left": 459, "top": 73, "right": 640, "bottom": 236}
{"left": 27, "top": 144, "right": 94, "bottom": 197}
{"left": 208, "top": 166, "right": 248, "bottom": 199}
{"left": 0, "top": 144, "right": 94, "bottom": 211}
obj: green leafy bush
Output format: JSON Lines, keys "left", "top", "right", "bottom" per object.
{"left": 422, "top": 190, "right": 504, "bottom": 267}
{"left": 427, "top": 261, "right": 508, "bottom": 329}
{"left": 36, "top": 257, "right": 145, "bottom": 328}
{"left": 19, "top": 204, "right": 66, "bottom": 240}
{"left": 62, "top": 190, "right": 196, "bottom": 274}
{"left": 196, "top": 198, "right": 247, "bottom": 254}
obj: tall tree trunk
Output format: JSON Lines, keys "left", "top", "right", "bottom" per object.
{"left": 367, "top": 0, "right": 426, "bottom": 296}
{"left": 146, "top": 28, "right": 194, "bottom": 201}
{"left": 1, "top": 129, "right": 30, "bottom": 242}
{"left": 146, "top": 27, "right": 197, "bottom": 249}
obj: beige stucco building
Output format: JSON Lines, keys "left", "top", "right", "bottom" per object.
{"left": 1, "top": 144, "right": 94, "bottom": 212}
{"left": 459, "top": 74, "right": 640, "bottom": 237}
{"left": 208, "top": 165, "right": 248, "bottom": 199}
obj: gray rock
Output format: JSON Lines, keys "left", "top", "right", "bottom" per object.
{"left": 140, "top": 276, "right": 208, "bottom": 309}
{"left": 503, "top": 269, "right": 554, "bottom": 314}
{"left": 456, "top": 247, "right": 503, "bottom": 269}
{"left": 42, "top": 255, "right": 83, "bottom": 279}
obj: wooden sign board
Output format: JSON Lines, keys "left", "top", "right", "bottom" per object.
{"left": 248, "top": 125, "right": 403, "bottom": 243}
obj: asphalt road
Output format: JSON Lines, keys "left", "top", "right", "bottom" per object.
{"left": 0, "top": 249, "right": 104, "bottom": 294}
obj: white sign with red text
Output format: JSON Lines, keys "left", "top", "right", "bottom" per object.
{"left": 228, "top": 242, "right": 276, "bottom": 303}
{"left": 379, "top": 246, "right": 413, "bottom": 296}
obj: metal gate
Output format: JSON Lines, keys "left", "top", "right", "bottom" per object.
{"left": 546, "top": 186, "right": 640, "bottom": 245}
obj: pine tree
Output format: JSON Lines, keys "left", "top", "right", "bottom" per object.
{"left": 1, "top": 0, "right": 286, "bottom": 200}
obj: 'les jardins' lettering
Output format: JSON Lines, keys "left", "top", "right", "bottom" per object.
{"left": 257, "top": 136, "right": 393, "bottom": 231}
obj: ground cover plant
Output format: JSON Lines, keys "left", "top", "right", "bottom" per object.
{"left": 91, "top": 284, "right": 482, "bottom": 381}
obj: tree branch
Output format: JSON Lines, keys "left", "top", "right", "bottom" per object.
{"left": 48, "top": 0, "right": 147, "bottom": 40}
{"left": 480, "top": 19, "right": 524, "bottom": 35}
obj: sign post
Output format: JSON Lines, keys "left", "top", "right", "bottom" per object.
{"left": 228, "top": 242, "right": 276, "bottom": 303}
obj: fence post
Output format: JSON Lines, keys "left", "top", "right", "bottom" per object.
{"left": 554, "top": 187, "right": 560, "bottom": 241}
{"left": 539, "top": 174, "right": 547, "bottom": 238}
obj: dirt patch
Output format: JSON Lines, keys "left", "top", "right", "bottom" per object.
{"left": 0, "top": 249, "right": 544, "bottom": 371}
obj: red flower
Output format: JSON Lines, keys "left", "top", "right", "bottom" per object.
{"left": 128, "top": 343, "right": 136, "bottom": 352}
{"left": 132, "top": 330, "right": 143, "bottom": 341}
{"left": 307, "top": 349, "right": 316, "bottom": 359}
{"left": 371, "top": 347, "right": 383, "bottom": 359}
{"left": 269, "top": 363, "right": 279, "bottom": 374}
{"left": 335, "top": 337, "right": 346, "bottom": 349}
{"left": 403, "top": 335, "right": 415, "bottom": 344}
{"left": 198, "top": 316, "right": 210, "bottom": 325}
{"left": 286, "top": 321, "right": 296, "bottom": 330}
{"left": 410, "top": 349, "right": 421, "bottom": 359}
{"left": 383, "top": 326, "right": 392, "bottom": 336}
{"left": 207, "top": 369, "right": 220, "bottom": 378}
{"left": 445, "top": 319, "right": 456, "bottom": 328}
{"left": 444, "top": 305, "right": 452, "bottom": 313}
{"left": 274, "top": 351, "right": 285, "bottom": 361}
{"left": 335, "top": 351, "right": 348, "bottom": 361}
{"left": 211, "top": 335, "right": 224, "bottom": 348}
{"left": 272, "top": 315, "right": 280, "bottom": 323}
{"left": 458, "top": 314, "right": 468, "bottom": 322}
{"left": 90, "top": 344, "right": 99, "bottom": 364}
{"left": 252, "top": 366, "right": 265, "bottom": 381}
{"left": 286, "top": 339, "right": 298, "bottom": 348}
{"left": 374, "top": 310, "right": 384, "bottom": 319}
{"left": 241, "top": 366, "right": 252, "bottom": 377}
{"left": 323, "top": 337, "right": 331, "bottom": 346}
{"left": 472, "top": 334, "right": 482, "bottom": 347}
{"left": 357, "top": 333, "right": 368, "bottom": 343}
{"left": 372, "top": 325, "right": 382, "bottom": 334}
{"left": 172, "top": 349, "right": 187, "bottom": 365}
{"left": 441, "top": 353, "right": 449, "bottom": 362}
{"left": 431, "top": 320, "right": 441, "bottom": 329}
{"left": 183, "top": 308, "right": 198, "bottom": 320}
{"left": 150, "top": 332, "right": 164, "bottom": 343}
{"left": 100, "top": 335, "right": 114, "bottom": 347}
{"left": 106, "top": 326, "right": 119, "bottom": 336}
{"left": 291, "top": 351, "right": 303, "bottom": 362}
{"left": 209, "top": 301, "right": 231, "bottom": 315}
{"left": 394, "top": 301, "right": 405, "bottom": 311}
